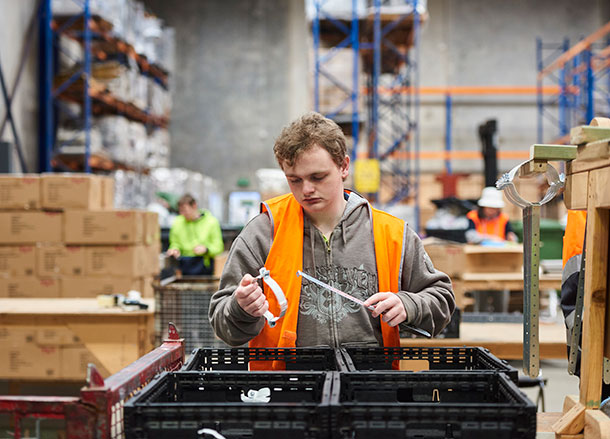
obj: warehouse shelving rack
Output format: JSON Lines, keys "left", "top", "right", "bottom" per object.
{"left": 536, "top": 21, "right": 610, "bottom": 144}
{"left": 312, "top": 0, "right": 423, "bottom": 227}
{"left": 38, "top": 0, "right": 169, "bottom": 173}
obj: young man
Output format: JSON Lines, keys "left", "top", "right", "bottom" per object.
{"left": 209, "top": 112, "right": 454, "bottom": 359}
{"left": 167, "top": 194, "right": 224, "bottom": 275}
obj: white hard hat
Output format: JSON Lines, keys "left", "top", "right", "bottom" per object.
{"left": 478, "top": 186, "right": 505, "bottom": 208}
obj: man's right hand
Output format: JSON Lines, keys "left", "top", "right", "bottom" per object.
{"left": 235, "top": 274, "right": 269, "bottom": 318}
{"left": 166, "top": 248, "right": 181, "bottom": 258}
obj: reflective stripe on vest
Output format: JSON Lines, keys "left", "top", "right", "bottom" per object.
{"left": 466, "top": 210, "right": 509, "bottom": 240}
{"left": 249, "top": 192, "right": 403, "bottom": 370}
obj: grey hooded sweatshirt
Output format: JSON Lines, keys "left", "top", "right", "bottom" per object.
{"left": 209, "top": 191, "right": 455, "bottom": 347}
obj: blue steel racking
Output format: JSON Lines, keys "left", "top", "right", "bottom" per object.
{"left": 39, "top": 0, "right": 93, "bottom": 172}
{"left": 312, "top": 0, "right": 422, "bottom": 227}
{"left": 536, "top": 22, "right": 610, "bottom": 143}
{"left": 38, "top": 0, "right": 169, "bottom": 173}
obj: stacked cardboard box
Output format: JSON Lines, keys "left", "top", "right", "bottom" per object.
{"left": 0, "top": 174, "right": 160, "bottom": 299}
{"left": 0, "top": 173, "right": 160, "bottom": 380}
{"left": 0, "top": 298, "right": 154, "bottom": 380}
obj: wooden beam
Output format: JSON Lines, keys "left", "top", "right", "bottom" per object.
{"left": 593, "top": 167, "right": 610, "bottom": 210}
{"left": 564, "top": 171, "right": 589, "bottom": 211}
{"left": 585, "top": 409, "right": 610, "bottom": 439}
{"left": 552, "top": 403, "right": 585, "bottom": 435}
{"left": 529, "top": 144, "right": 577, "bottom": 161}
{"left": 577, "top": 140, "right": 610, "bottom": 162}
{"left": 519, "top": 159, "right": 547, "bottom": 177}
{"left": 570, "top": 126, "right": 610, "bottom": 146}
{"left": 580, "top": 170, "right": 610, "bottom": 408}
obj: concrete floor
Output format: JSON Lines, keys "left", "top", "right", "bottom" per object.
{"left": 509, "top": 358, "right": 580, "bottom": 414}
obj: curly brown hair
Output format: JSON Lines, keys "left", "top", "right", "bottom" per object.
{"left": 273, "top": 112, "right": 347, "bottom": 168}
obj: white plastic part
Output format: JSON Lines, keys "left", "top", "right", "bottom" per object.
{"left": 240, "top": 387, "right": 271, "bottom": 403}
{"left": 257, "top": 267, "right": 288, "bottom": 328}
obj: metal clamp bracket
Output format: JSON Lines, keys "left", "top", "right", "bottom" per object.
{"left": 496, "top": 159, "right": 564, "bottom": 209}
{"left": 257, "top": 267, "right": 288, "bottom": 328}
{"left": 497, "top": 159, "right": 564, "bottom": 378}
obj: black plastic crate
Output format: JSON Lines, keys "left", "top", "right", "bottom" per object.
{"left": 331, "top": 371, "right": 536, "bottom": 439}
{"left": 182, "top": 347, "right": 348, "bottom": 371}
{"left": 124, "top": 371, "right": 332, "bottom": 439}
{"left": 341, "top": 346, "right": 517, "bottom": 384}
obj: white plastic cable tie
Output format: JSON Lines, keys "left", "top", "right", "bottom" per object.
{"left": 254, "top": 267, "right": 287, "bottom": 328}
{"left": 240, "top": 387, "right": 271, "bottom": 403}
{"left": 197, "top": 428, "right": 227, "bottom": 439}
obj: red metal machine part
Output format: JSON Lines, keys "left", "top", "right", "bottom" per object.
{"left": 0, "top": 323, "right": 185, "bottom": 439}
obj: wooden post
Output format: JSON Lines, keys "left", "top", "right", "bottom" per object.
{"left": 579, "top": 169, "right": 610, "bottom": 408}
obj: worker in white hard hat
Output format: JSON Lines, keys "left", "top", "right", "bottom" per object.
{"left": 465, "top": 187, "right": 518, "bottom": 244}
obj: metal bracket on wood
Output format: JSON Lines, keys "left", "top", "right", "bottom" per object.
{"left": 497, "top": 154, "right": 565, "bottom": 378}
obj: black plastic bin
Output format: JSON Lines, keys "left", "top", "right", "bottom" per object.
{"left": 124, "top": 371, "right": 333, "bottom": 439}
{"left": 182, "top": 347, "right": 348, "bottom": 371}
{"left": 340, "top": 346, "right": 518, "bottom": 384}
{"left": 330, "top": 371, "right": 536, "bottom": 439}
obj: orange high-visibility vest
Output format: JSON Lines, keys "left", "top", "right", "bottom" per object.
{"left": 249, "top": 192, "right": 403, "bottom": 370}
{"left": 562, "top": 210, "right": 587, "bottom": 268}
{"left": 467, "top": 210, "right": 509, "bottom": 241}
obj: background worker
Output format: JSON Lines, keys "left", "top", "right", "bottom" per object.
{"left": 209, "top": 112, "right": 455, "bottom": 359}
{"left": 466, "top": 186, "right": 519, "bottom": 244}
{"left": 167, "top": 194, "right": 224, "bottom": 275}
{"left": 464, "top": 186, "right": 519, "bottom": 312}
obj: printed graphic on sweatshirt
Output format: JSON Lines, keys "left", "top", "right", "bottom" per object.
{"left": 299, "top": 265, "right": 377, "bottom": 324}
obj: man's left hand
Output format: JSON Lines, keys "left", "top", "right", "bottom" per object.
{"left": 363, "top": 293, "right": 407, "bottom": 327}
{"left": 193, "top": 245, "right": 208, "bottom": 255}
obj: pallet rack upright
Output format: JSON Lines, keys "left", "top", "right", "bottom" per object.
{"left": 38, "top": 0, "right": 170, "bottom": 174}
{"left": 312, "top": 0, "right": 422, "bottom": 229}
{"left": 536, "top": 22, "right": 610, "bottom": 144}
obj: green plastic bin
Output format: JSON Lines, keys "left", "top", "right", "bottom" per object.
{"left": 511, "top": 219, "right": 565, "bottom": 260}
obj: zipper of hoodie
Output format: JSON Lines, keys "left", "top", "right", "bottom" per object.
{"left": 321, "top": 231, "right": 340, "bottom": 347}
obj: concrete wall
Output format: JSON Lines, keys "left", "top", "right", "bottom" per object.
{"left": 0, "top": 0, "right": 608, "bottom": 184}
{"left": 142, "top": 0, "right": 309, "bottom": 192}
{"left": 0, "top": 0, "right": 39, "bottom": 173}
{"left": 419, "top": 0, "right": 610, "bottom": 174}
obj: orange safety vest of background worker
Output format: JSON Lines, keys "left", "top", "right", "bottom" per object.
{"left": 466, "top": 186, "right": 517, "bottom": 243}
{"left": 248, "top": 192, "right": 403, "bottom": 370}
{"left": 562, "top": 210, "right": 587, "bottom": 268}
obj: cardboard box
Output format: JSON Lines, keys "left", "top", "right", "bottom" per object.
{"left": 214, "top": 251, "right": 229, "bottom": 278}
{"left": 0, "top": 277, "right": 61, "bottom": 298}
{"left": 0, "top": 174, "right": 41, "bottom": 210}
{"left": 85, "top": 245, "right": 144, "bottom": 277}
{"left": 0, "top": 211, "right": 62, "bottom": 243}
{"left": 0, "top": 298, "right": 154, "bottom": 380}
{"left": 36, "top": 244, "right": 85, "bottom": 277}
{"left": 144, "top": 211, "right": 160, "bottom": 245}
{"left": 463, "top": 245, "right": 524, "bottom": 273}
{"left": 100, "top": 176, "right": 115, "bottom": 209}
{"left": 140, "top": 276, "right": 154, "bottom": 298}
{"left": 64, "top": 210, "right": 144, "bottom": 244}
{"left": 62, "top": 276, "right": 141, "bottom": 297}
{"left": 423, "top": 240, "right": 465, "bottom": 279}
{"left": 144, "top": 242, "right": 161, "bottom": 276}
{"left": 0, "top": 326, "right": 60, "bottom": 379}
{"left": 0, "top": 246, "right": 36, "bottom": 277}
{"left": 62, "top": 345, "right": 109, "bottom": 379}
{"left": 41, "top": 173, "right": 102, "bottom": 210}
{"left": 35, "top": 325, "right": 82, "bottom": 345}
